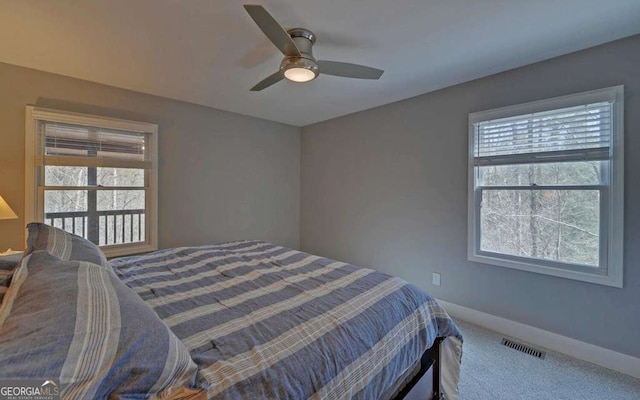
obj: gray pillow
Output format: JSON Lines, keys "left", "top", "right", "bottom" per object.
{"left": 0, "top": 251, "right": 203, "bottom": 399}
{"left": 25, "top": 222, "right": 108, "bottom": 267}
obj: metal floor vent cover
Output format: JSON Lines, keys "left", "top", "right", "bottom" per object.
{"left": 501, "top": 338, "right": 546, "bottom": 359}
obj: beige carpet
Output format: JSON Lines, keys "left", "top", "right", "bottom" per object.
{"left": 454, "top": 318, "right": 640, "bottom": 399}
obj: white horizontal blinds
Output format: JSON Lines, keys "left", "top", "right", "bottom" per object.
{"left": 40, "top": 121, "right": 152, "bottom": 169}
{"left": 474, "top": 101, "right": 612, "bottom": 166}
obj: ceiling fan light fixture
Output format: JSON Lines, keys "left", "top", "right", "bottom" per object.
{"left": 281, "top": 57, "right": 319, "bottom": 83}
{"left": 284, "top": 67, "right": 316, "bottom": 82}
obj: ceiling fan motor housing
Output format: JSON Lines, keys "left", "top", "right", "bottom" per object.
{"left": 280, "top": 28, "right": 319, "bottom": 80}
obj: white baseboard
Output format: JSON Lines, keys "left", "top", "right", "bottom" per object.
{"left": 435, "top": 298, "right": 640, "bottom": 380}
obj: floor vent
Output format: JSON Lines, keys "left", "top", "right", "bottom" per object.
{"left": 501, "top": 338, "right": 546, "bottom": 359}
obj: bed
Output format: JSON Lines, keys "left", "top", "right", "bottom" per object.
{"left": 0, "top": 224, "right": 462, "bottom": 400}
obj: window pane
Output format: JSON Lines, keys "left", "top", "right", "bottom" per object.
{"left": 44, "top": 190, "right": 88, "bottom": 237}
{"left": 96, "top": 191, "right": 146, "bottom": 245}
{"left": 44, "top": 190, "right": 87, "bottom": 213}
{"left": 97, "top": 168, "right": 144, "bottom": 187}
{"left": 97, "top": 190, "right": 145, "bottom": 211}
{"left": 480, "top": 189, "right": 600, "bottom": 266}
{"left": 44, "top": 166, "right": 144, "bottom": 187}
{"left": 45, "top": 166, "right": 88, "bottom": 186}
{"left": 479, "top": 161, "right": 602, "bottom": 186}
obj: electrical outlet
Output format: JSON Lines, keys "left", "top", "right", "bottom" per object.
{"left": 432, "top": 272, "right": 441, "bottom": 286}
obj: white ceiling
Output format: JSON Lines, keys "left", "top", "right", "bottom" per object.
{"left": 1, "top": 0, "right": 640, "bottom": 127}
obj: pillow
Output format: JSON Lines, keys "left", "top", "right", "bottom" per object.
{"left": 25, "top": 222, "right": 108, "bottom": 268}
{"left": 0, "top": 251, "right": 204, "bottom": 400}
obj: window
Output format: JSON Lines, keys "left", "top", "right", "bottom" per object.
{"left": 468, "top": 86, "right": 624, "bottom": 287}
{"left": 25, "top": 107, "right": 158, "bottom": 258}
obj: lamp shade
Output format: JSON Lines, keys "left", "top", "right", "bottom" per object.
{"left": 0, "top": 195, "right": 18, "bottom": 220}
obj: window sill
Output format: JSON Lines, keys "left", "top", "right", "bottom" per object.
{"left": 103, "top": 242, "right": 157, "bottom": 259}
{"left": 468, "top": 252, "right": 622, "bottom": 288}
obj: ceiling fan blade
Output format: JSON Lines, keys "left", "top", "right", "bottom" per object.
{"left": 243, "top": 5, "right": 301, "bottom": 57}
{"left": 250, "top": 70, "right": 285, "bottom": 91}
{"left": 318, "top": 61, "right": 384, "bottom": 79}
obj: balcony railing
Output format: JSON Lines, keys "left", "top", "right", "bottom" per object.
{"left": 45, "top": 209, "right": 145, "bottom": 246}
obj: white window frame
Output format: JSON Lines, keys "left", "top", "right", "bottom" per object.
{"left": 25, "top": 106, "right": 158, "bottom": 258}
{"left": 467, "top": 86, "right": 624, "bottom": 287}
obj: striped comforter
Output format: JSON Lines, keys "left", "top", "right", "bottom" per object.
{"left": 110, "top": 241, "right": 463, "bottom": 400}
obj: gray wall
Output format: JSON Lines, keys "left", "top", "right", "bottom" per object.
{"left": 0, "top": 62, "right": 300, "bottom": 251}
{"left": 301, "top": 34, "right": 640, "bottom": 357}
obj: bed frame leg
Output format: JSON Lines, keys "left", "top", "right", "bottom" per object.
{"left": 432, "top": 337, "right": 442, "bottom": 400}
{"left": 393, "top": 337, "right": 444, "bottom": 400}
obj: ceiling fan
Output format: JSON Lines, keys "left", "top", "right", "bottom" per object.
{"left": 243, "top": 5, "right": 384, "bottom": 91}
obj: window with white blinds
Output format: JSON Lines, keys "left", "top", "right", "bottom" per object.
{"left": 25, "top": 107, "right": 158, "bottom": 258}
{"left": 467, "top": 86, "right": 624, "bottom": 287}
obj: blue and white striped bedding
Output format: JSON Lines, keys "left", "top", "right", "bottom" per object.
{"left": 110, "top": 241, "right": 463, "bottom": 400}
